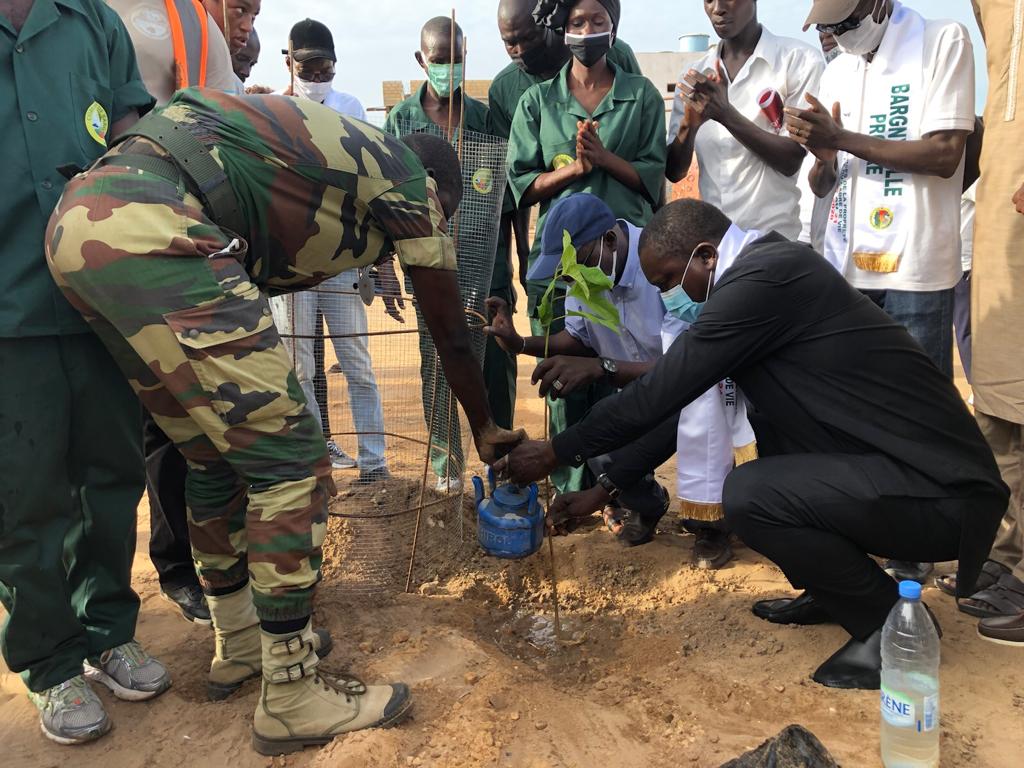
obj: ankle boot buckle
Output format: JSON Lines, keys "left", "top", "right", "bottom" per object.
{"left": 270, "top": 634, "right": 311, "bottom": 657}
{"left": 269, "top": 661, "right": 308, "bottom": 683}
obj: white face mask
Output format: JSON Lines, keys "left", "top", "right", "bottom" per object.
{"left": 293, "top": 77, "right": 333, "bottom": 103}
{"left": 834, "top": 4, "right": 890, "bottom": 56}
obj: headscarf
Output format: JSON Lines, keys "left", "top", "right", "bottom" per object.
{"left": 532, "top": 0, "right": 621, "bottom": 33}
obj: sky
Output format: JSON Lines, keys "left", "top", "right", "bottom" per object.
{"left": 247, "top": 0, "right": 987, "bottom": 113}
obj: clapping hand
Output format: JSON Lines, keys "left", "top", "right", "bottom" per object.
{"left": 785, "top": 93, "right": 844, "bottom": 164}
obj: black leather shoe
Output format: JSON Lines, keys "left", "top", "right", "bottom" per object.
{"left": 812, "top": 629, "right": 882, "bottom": 690}
{"left": 162, "top": 584, "right": 212, "bottom": 626}
{"left": 614, "top": 484, "right": 670, "bottom": 548}
{"left": 752, "top": 591, "right": 833, "bottom": 625}
{"left": 692, "top": 528, "right": 734, "bottom": 570}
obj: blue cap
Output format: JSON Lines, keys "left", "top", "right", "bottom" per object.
{"left": 899, "top": 580, "right": 922, "bottom": 600}
{"left": 527, "top": 193, "right": 617, "bottom": 282}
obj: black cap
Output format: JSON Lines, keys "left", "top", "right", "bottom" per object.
{"left": 284, "top": 19, "right": 336, "bottom": 63}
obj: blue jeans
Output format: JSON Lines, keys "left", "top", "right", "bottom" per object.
{"left": 271, "top": 270, "right": 387, "bottom": 471}
{"left": 862, "top": 287, "right": 955, "bottom": 378}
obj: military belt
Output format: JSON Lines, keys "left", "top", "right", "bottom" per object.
{"left": 113, "top": 113, "right": 247, "bottom": 237}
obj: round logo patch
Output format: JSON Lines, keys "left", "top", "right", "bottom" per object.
{"left": 130, "top": 6, "right": 170, "bottom": 40}
{"left": 869, "top": 207, "right": 894, "bottom": 231}
{"left": 84, "top": 102, "right": 109, "bottom": 147}
{"left": 552, "top": 153, "right": 575, "bottom": 170}
{"left": 472, "top": 168, "right": 493, "bottom": 195}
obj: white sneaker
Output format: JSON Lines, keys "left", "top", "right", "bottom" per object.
{"left": 84, "top": 640, "right": 171, "bottom": 701}
{"left": 27, "top": 675, "right": 110, "bottom": 745}
{"left": 435, "top": 476, "right": 463, "bottom": 494}
{"left": 326, "top": 440, "right": 357, "bottom": 470}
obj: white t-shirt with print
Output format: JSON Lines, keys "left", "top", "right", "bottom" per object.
{"left": 818, "top": 16, "right": 975, "bottom": 292}
{"left": 668, "top": 28, "right": 823, "bottom": 240}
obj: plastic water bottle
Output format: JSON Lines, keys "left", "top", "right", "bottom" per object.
{"left": 880, "top": 580, "right": 940, "bottom": 767}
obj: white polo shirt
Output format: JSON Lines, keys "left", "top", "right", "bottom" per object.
{"left": 324, "top": 90, "right": 367, "bottom": 121}
{"left": 277, "top": 88, "right": 367, "bottom": 120}
{"left": 565, "top": 221, "right": 664, "bottom": 364}
{"left": 668, "top": 28, "right": 823, "bottom": 240}
{"left": 818, "top": 15, "right": 975, "bottom": 292}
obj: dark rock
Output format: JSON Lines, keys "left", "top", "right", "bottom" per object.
{"left": 719, "top": 725, "right": 840, "bottom": 768}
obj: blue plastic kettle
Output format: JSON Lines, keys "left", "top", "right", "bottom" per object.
{"left": 472, "top": 468, "right": 544, "bottom": 559}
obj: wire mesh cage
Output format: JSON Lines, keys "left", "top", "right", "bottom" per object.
{"left": 274, "top": 118, "right": 508, "bottom": 598}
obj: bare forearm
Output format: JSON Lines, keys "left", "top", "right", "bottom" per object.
{"left": 512, "top": 206, "right": 532, "bottom": 278}
{"left": 522, "top": 330, "right": 593, "bottom": 358}
{"left": 720, "top": 107, "right": 805, "bottom": 177}
{"left": 611, "top": 360, "right": 655, "bottom": 388}
{"left": 666, "top": 129, "right": 697, "bottom": 183}
{"left": 810, "top": 156, "right": 838, "bottom": 198}
{"left": 837, "top": 129, "right": 968, "bottom": 179}
{"left": 598, "top": 153, "right": 648, "bottom": 199}
{"left": 520, "top": 166, "right": 582, "bottom": 207}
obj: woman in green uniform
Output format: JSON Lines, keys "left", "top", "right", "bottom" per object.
{"left": 507, "top": 0, "right": 666, "bottom": 494}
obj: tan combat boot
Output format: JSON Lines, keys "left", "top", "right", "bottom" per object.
{"left": 252, "top": 622, "right": 412, "bottom": 756}
{"left": 207, "top": 586, "right": 333, "bottom": 701}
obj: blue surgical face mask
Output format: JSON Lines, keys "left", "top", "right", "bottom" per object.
{"left": 661, "top": 246, "right": 714, "bottom": 324}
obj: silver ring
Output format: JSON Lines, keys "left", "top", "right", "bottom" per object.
{"left": 553, "top": 380, "right": 564, "bottom": 392}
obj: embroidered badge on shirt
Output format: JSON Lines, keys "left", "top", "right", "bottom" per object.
{"left": 552, "top": 153, "right": 575, "bottom": 170}
{"left": 84, "top": 102, "right": 110, "bottom": 147}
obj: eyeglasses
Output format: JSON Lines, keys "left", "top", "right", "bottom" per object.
{"left": 815, "top": 14, "right": 862, "bottom": 36}
{"left": 295, "top": 70, "right": 335, "bottom": 83}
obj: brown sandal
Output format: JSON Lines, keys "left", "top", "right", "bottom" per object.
{"left": 959, "top": 574, "right": 1024, "bottom": 619}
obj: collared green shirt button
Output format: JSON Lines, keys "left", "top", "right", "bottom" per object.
{"left": 15, "top": 44, "right": 24, "bottom": 53}
{"left": 41, "top": 180, "right": 53, "bottom": 190}
{"left": 26, "top": 111, "right": 38, "bottom": 121}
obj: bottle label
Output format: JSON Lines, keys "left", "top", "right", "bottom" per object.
{"left": 880, "top": 686, "right": 915, "bottom": 728}
{"left": 922, "top": 694, "right": 939, "bottom": 732}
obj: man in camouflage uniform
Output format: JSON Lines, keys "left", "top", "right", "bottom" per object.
{"left": 46, "top": 88, "right": 523, "bottom": 756}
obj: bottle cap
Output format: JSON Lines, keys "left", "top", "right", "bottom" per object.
{"left": 899, "top": 580, "right": 922, "bottom": 600}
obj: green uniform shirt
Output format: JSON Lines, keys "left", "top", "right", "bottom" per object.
{"left": 0, "top": 0, "right": 153, "bottom": 337}
{"left": 487, "top": 37, "right": 642, "bottom": 141}
{"left": 487, "top": 38, "right": 641, "bottom": 294}
{"left": 507, "top": 61, "right": 667, "bottom": 307}
{"left": 155, "top": 89, "right": 457, "bottom": 289}
{"left": 383, "top": 84, "right": 512, "bottom": 290}
{"left": 384, "top": 82, "right": 490, "bottom": 140}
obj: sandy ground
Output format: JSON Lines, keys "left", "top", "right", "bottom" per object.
{"left": 2, "top": 307, "right": 1022, "bottom": 768}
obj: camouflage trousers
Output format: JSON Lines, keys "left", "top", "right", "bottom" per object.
{"left": 45, "top": 159, "right": 332, "bottom": 623}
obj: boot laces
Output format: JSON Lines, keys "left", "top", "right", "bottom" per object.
{"left": 316, "top": 673, "right": 367, "bottom": 702}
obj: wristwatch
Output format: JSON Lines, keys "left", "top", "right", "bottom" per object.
{"left": 596, "top": 473, "right": 621, "bottom": 500}
{"left": 600, "top": 358, "right": 618, "bottom": 378}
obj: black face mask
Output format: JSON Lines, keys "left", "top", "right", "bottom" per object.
{"left": 565, "top": 31, "right": 612, "bottom": 68}
{"left": 512, "top": 29, "right": 569, "bottom": 77}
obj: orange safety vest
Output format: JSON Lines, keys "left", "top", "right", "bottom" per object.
{"left": 165, "top": 0, "right": 210, "bottom": 90}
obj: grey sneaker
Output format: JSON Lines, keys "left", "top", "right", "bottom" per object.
{"left": 326, "top": 440, "right": 357, "bottom": 470}
{"left": 27, "top": 675, "right": 111, "bottom": 745}
{"left": 84, "top": 641, "right": 171, "bottom": 701}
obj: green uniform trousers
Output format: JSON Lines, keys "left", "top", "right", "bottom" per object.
{"left": 0, "top": 333, "right": 144, "bottom": 692}
{"left": 527, "top": 285, "right": 613, "bottom": 495}
{"left": 483, "top": 285, "right": 517, "bottom": 431}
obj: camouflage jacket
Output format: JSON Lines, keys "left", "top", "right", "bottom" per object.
{"left": 156, "top": 88, "right": 456, "bottom": 290}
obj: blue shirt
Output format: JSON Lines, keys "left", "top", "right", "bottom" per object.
{"left": 565, "top": 221, "right": 664, "bottom": 363}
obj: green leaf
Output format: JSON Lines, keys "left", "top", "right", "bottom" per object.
{"left": 567, "top": 306, "right": 621, "bottom": 334}
{"left": 560, "top": 230, "right": 577, "bottom": 275}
